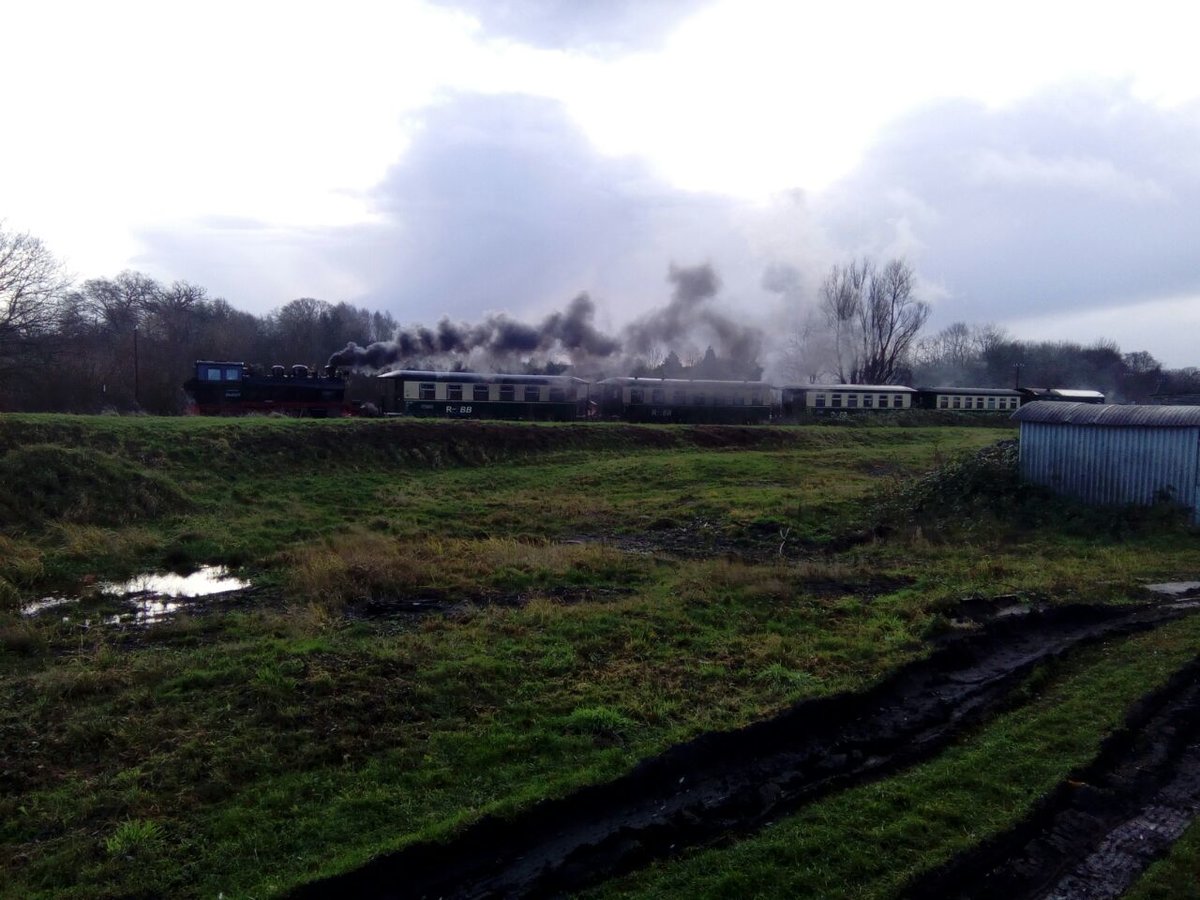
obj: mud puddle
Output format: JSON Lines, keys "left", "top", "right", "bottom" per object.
{"left": 289, "top": 601, "right": 1197, "bottom": 900}
{"left": 21, "top": 565, "right": 251, "bottom": 625}
{"left": 904, "top": 655, "right": 1200, "bottom": 900}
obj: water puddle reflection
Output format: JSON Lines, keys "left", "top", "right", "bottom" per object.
{"left": 20, "top": 565, "right": 250, "bottom": 624}
{"left": 99, "top": 567, "right": 248, "bottom": 599}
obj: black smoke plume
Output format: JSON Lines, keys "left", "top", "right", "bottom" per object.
{"left": 623, "top": 263, "right": 763, "bottom": 372}
{"left": 328, "top": 292, "right": 620, "bottom": 370}
{"left": 328, "top": 265, "right": 761, "bottom": 377}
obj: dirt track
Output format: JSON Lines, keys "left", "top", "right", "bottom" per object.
{"left": 288, "top": 601, "right": 1196, "bottom": 900}
{"left": 906, "top": 653, "right": 1200, "bottom": 900}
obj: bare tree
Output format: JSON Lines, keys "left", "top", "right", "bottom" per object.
{"left": 854, "top": 259, "right": 929, "bottom": 384}
{"left": 819, "top": 258, "right": 872, "bottom": 382}
{"left": 70, "top": 271, "right": 160, "bottom": 333}
{"left": 0, "top": 225, "right": 70, "bottom": 386}
{"left": 970, "top": 322, "right": 1009, "bottom": 357}
{"left": 818, "top": 257, "right": 929, "bottom": 384}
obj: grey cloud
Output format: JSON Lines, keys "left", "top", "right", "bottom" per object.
{"left": 814, "top": 87, "right": 1200, "bottom": 325}
{"left": 134, "top": 93, "right": 766, "bottom": 354}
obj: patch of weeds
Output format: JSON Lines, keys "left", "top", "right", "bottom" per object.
{"left": 753, "top": 663, "right": 822, "bottom": 692}
{"left": 0, "top": 535, "right": 44, "bottom": 587}
{"left": 564, "top": 705, "right": 637, "bottom": 737}
{"left": 105, "top": 818, "right": 164, "bottom": 857}
{"left": 539, "top": 642, "right": 579, "bottom": 673}
{"left": 51, "top": 524, "right": 161, "bottom": 564}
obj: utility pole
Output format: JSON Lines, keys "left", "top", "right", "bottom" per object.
{"left": 1013, "top": 362, "right": 1023, "bottom": 390}
{"left": 133, "top": 325, "right": 140, "bottom": 408}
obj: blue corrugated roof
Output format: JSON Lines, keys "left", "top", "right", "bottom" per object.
{"left": 1012, "top": 401, "right": 1200, "bottom": 427}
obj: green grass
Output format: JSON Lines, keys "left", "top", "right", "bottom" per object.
{"left": 2, "top": 414, "right": 1199, "bottom": 898}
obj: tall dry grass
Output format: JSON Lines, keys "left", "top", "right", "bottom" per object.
{"left": 280, "top": 532, "right": 630, "bottom": 607}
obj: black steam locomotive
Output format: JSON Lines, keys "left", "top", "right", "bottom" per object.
{"left": 184, "top": 361, "right": 349, "bottom": 417}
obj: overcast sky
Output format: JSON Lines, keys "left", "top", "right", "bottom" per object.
{"left": 5, "top": 0, "right": 1200, "bottom": 366}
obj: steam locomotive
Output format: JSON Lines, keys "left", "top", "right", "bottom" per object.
{"left": 183, "top": 361, "right": 349, "bottom": 417}
{"left": 184, "top": 361, "right": 1105, "bottom": 422}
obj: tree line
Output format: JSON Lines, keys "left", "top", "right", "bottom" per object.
{"left": 2, "top": 220, "right": 1195, "bottom": 412}
{"left": 0, "top": 225, "right": 400, "bottom": 413}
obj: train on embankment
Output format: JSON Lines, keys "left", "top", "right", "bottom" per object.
{"left": 183, "top": 360, "right": 1105, "bottom": 423}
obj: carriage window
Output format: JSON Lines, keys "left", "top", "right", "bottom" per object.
{"left": 224, "top": 368, "right": 241, "bottom": 381}
{"left": 500, "top": 385, "right": 515, "bottom": 402}
{"left": 692, "top": 393, "right": 706, "bottom": 405}
{"left": 987, "top": 396, "right": 996, "bottom": 409}
{"left": 549, "top": 387, "right": 566, "bottom": 402}
{"left": 847, "top": 394, "right": 859, "bottom": 408}
{"left": 938, "top": 396, "right": 948, "bottom": 409}
{"left": 630, "top": 388, "right": 644, "bottom": 404}
{"left": 893, "top": 395, "right": 904, "bottom": 408}
{"left": 524, "top": 386, "right": 540, "bottom": 402}
{"left": 863, "top": 395, "right": 874, "bottom": 408}
{"left": 831, "top": 394, "right": 842, "bottom": 408}
{"left": 975, "top": 397, "right": 984, "bottom": 409}
{"left": 750, "top": 394, "right": 760, "bottom": 405}
{"left": 814, "top": 394, "right": 826, "bottom": 408}
{"left": 419, "top": 383, "right": 436, "bottom": 400}
{"left": 734, "top": 394, "right": 745, "bottom": 405}
{"left": 447, "top": 384, "right": 463, "bottom": 401}
{"left": 474, "top": 384, "right": 489, "bottom": 401}
{"left": 673, "top": 391, "right": 687, "bottom": 405}
{"left": 204, "top": 367, "right": 222, "bottom": 381}
{"left": 952, "top": 397, "right": 961, "bottom": 409}
{"left": 651, "top": 389, "right": 665, "bottom": 403}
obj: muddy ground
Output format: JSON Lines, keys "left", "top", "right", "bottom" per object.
{"left": 906, "top": 654, "right": 1200, "bottom": 900}
{"left": 289, "top": 601, "right": 1198, "bottom": 900}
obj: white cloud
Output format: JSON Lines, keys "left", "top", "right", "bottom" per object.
{"left": 968, "top": 150, "right": 1170, "bottom": 202}
{"left": 2, "top": 0, "right": 484, "bottom": 271}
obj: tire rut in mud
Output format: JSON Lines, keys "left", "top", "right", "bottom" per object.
{"left": 289, "top": 602, "right": 1196, "bottom": 900}
{"left": 905, "top": 653, "right": 1200, "bottom": 900}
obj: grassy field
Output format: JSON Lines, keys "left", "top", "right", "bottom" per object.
{"left": 1, "top": 414, "right": 1198, "bottom": 898}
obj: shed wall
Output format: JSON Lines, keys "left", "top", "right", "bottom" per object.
{"left": 1019, "top": 423, "right": 1200, "bottom": 521}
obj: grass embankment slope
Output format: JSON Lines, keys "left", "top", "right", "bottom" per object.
{"left": 0, "top": 413, "right": 1197, "bottom": 898}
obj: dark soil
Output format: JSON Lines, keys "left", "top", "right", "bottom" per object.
{"left": 904, "top": 653, "right": 1200, "bottom": 900}
{"left": 288, "top": 602, "right": 1196, "bottom": 900}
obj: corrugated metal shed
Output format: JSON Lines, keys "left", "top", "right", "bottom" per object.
{"left": 1013, "top": 402, "right": 1200, "bottom": 427}
{"left": 1012, "top": 402, "right": 1200, "bottom": 521}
